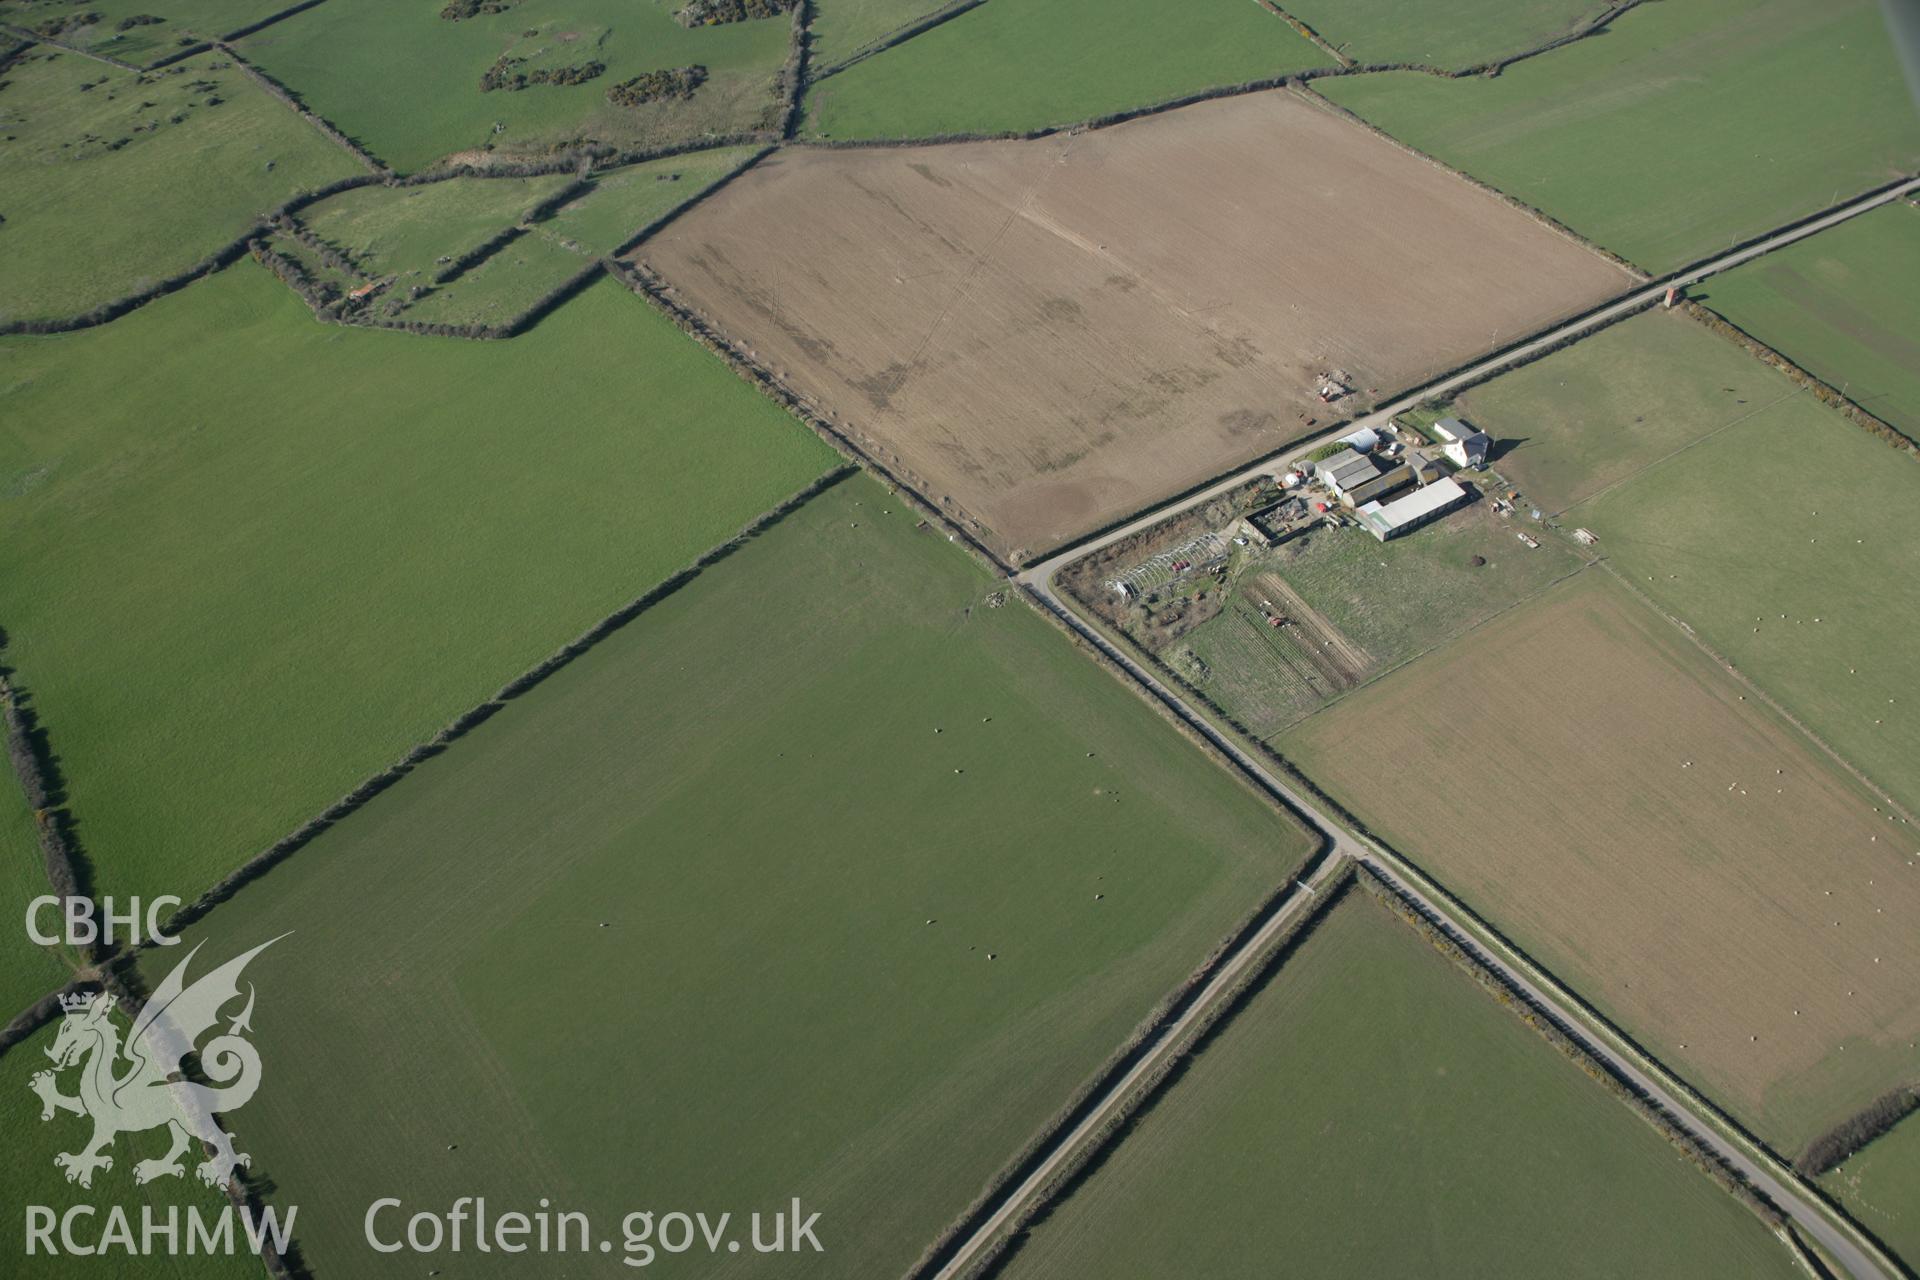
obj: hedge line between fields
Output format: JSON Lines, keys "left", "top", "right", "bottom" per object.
{"left": 129, "top": 465, "right": 858, "bottom": 948}
{"left": 1799, "top": 1085, "right": 1920, "bottom": 1177}
{"left": 220, "top": 0, "right": 333, "bottom": 45}
{"left": 772, "top": 0, "right": 811, "bottom": 138}
{"left": 1028, "top": 286, "right": 1656, "bottom": 574}
{"left": 431, "top": 223, "right": 528, "bottom": 284}
{"left": 1, "top": 232, "right": 258, "bottom": 335}
{"left": 0, "top": 672, "right": 93, "bottom": 953}
{"left": 947, "top": 862, "right": 1355, "bottom": 1280}
{"left": 608, "top": 261, "right": 1359, "bottom": 867}
{"left": 608, "top": 258, "right": 1009, "bottom": 567}
{"left": 0, "top": 172, "right": 383, "bottom": 335}
{"left": 216, "top": 42, "right": 386, "bottom": 172}
{"left": 609, "top": 144, "right": 775, "bottom": 256}
{"left": 0, "top": 132, "right": 773, "bottom": 336}
{"left": 102, "top": 964, "right": 310, "bottom": 1278}
{"left": 1258, "top": 1, "right": 1352, "bottom": 68}
{"left": 1038, "top": 568, "right": 1846, "bottom": 1215}
{"left": 142, "top": 40, "right": 213, "bottom": 70}
{"left": 0, "top": 22, "right": 141, "bottom": 68}
{"left": 806, "top": 0, "right": 984, "bottom": 84}
{"left": 277, "top": 212, "right": 369, "bottom": 280}
{"left": 422, "top": 177, "right": 591, "bottom": 285}
{"left": 1354, "top": 865, "right": 1788, "bottom": 1229}
{"left": 0, "top": 984, "right": 83, "bottom": 1061}
{"left": 1682, "top": 301, "right": 1920, "bottom": 458}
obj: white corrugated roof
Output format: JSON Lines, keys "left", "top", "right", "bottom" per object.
{"left": 1368, "top": 476, "right": 1469, "bottom": 529}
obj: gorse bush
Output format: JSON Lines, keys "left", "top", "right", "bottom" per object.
{"left": 480, "top": 56, "right": 606, "bottom": 93}
{"left": 606, "top": 66, "right": 707, "bottom": 107}
{"left": 440, "top": 0, "right": 517, "bottom": 19}
{"left": 675, "top": 0, "right": 796, "bottom": 27}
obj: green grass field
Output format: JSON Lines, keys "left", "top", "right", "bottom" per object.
{"left": 1457, "top": 310, "right": 1794, "bottom": 512}
{"left": 807, "top": 0, "right": 954, "bottom": 69}
{"left": 385, "top": 232, "right": 591, "bottom": 326}
{"left": 1462, "top": 313, "right": 1920, "bottom": 817}
{"left": 0, "top": 772, "right": 74, "bottom": 1022}
{"left": 0, "top": 47, "right": 366, "bottom": 323}
{"left": 299, "top": 173, "right": 576, "bottom": 278}
{"left": 285, "top": 150, "right": 759, "bottom": 324}
{"left": 0, "top": 0, "right": 286, "bottom": 64}
{"left": 544, "top": 145, "right": 761, "bottom": 253}
{"left": 1823, "top": 1117, "right": 1920, "bottom": 1273}
{"left": 1705, "top": 201, "right": 1920, "bottom": 440}
{"left": 805, "top": 0, "right": 1329, "bottom": 140}
{"left": 0, "top": 262, "right": 838, "bottom": 906}
{"left": 1316, "top": 0, "right": 1920, "bottom": 273}
{"left": 159, "top": 473, "right": 1311, "bottom": 1279}
{"left": 240, "top": 0, "right": 793, "bottom": 173}
{"left": 1281, "top": 0, "right": 1602, "bottom": 69}
{"left": 0, "top": 1017, "right": 272, "bottom": 1277}
{"left": 1573, "top": 415, "right": 1920, "bottom": 819}
{"left": 997, "top": 894, "right": 1800, "bottom": 1280}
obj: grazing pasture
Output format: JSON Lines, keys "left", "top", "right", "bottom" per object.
{"left": 1823, "top": 1117, "right": 1920, "bottom": 1273}
{"left": 0, "top": 46, "right": 366, "bottom": 324}
{"left": 1283, "top": 0, "right": 1605, "bottom": 70}
{"left": 1316, "top": 0, "right": 1920, "bottom": 273}
{"left": 1705, "top": 201, "right": 1920, "bottom": 439}
{"left": 807, "top": 0, "right": 957, "bottom": 70}
{"left": 996, "top": 896, "right": 1801, "bottom": 1280}
{"left": 643, "top": 90, "right": 1631, "bottom": 560}
{"left": 0, "top": 770, "right": 73, "bottom": 1021}
{"left": 162, "top": 474, "right": 1312, "bottom": 1280}
{"left": 538, "top": 145, "right": 762, "bottom": 253}
{"left": 0, "top": 263, "right": 838, "bottom": 904}
{"left": 382, "top": 232, "right": 590, "bottom": 327}
{"left": 0, "top": 0, "right": 287, "bottom": 64}
{"left": 1282, "top": 574, "right": 1920, "bottom": 1151}
{"left": 298, "top": 173, "right": 577, "bottom": 280}
{"left": 239, "top": 0, "right": 795, "bottom": 173}
{"left": 1464, "top": 312, "right": 1920, "bottom": 817}
{"left": 1456, "top": 310, "right": 1790, "bottom": 513}
{"left": 804, "top": 0, "right": 1329, "bottom": 140}
{"left": 0, "top": 1018, "right": 268, "bottom": 1279}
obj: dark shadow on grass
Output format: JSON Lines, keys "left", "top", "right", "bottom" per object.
{"left": 0, "top": 645, "right": 101, "bottom": 957}
{"left": 1486, "top": 434, "right": 1531, "bottom": 464}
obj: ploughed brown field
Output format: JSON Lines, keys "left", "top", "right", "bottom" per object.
{"left": 638, "top": 89, "right": 1635, "bottom": 561}
{"left": 1282, "top": 572, "right": 1920, "bottom": 1152}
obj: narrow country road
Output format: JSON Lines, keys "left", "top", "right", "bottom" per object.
{"left": 965, "top": 576, "right": 1900, "bottom": 1280}
{"left": 1021, "top": 173, "right": 1920, "bottom": 584}
{"left": 925, "top": 177, "right": 1920, "bottom": 1280}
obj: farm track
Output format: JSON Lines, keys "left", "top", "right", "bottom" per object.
{"left": 981, "top": 577, "right": 1900, "bottom": 1280}
{"left": 926, "top": 176, "right": 1920, "bottom": 1280}
{"left": 1, "top": 15, "right": 1915, "bottom": 1276}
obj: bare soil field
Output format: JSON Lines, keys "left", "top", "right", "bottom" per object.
{"left": 1281, "top": 573, "right": 1920, "bottom": 1152}
{"left": 638, "top": 89, "right": 1634, "bottom": 561}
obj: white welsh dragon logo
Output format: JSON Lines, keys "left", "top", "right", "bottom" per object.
{"left": 29, "top": 936, "right": 284, "bottom": 1191}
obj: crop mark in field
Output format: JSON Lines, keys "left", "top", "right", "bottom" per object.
{"left": 643, "top": 92, "right": 1633, "bottom": 559}
{"left": 899, "top": 141, "right": 1070, "bottom": 389}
